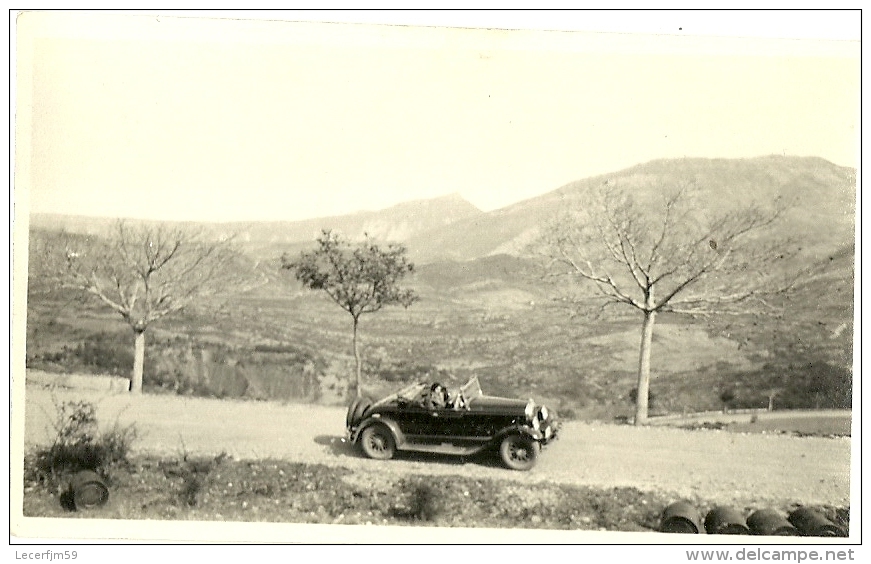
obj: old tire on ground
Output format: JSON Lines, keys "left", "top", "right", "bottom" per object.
{"left": 360, "top": 424, "right": 396, "bottom": 460}
{"left": 69, "top": 470, "right": 110, "bottom": 510}
{"left": 346, "top": 397, "right": 373, "bottom": 427}
{"left": 499, "top": 434, "right": 540, "bottom": 471}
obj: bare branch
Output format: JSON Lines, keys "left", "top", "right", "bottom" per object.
{"left": 535, "top": 182, "right": 792, "bottom": 317}
{"left": 31, "top": 220, "right": 242, "bottom": 330}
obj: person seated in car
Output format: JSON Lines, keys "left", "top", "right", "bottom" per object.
{"left": 425, "top": 382, "right": 449, "bottom": 409}
{"left": 447, "top": 388, "right": 467, "bottom": 410}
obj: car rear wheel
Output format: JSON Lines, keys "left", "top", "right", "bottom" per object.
{"left": 499, "top": 434, "right": 540, "bottom": 471}
{"left": 360, "top": 424, "right": 395, "bottom": 460}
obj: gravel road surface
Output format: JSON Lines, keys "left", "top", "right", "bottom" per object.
{"left": 18, "top": 385, "right": 852, "bottom": 508}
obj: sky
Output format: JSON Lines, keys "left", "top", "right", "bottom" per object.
{"left": 15, "top": 10, "right": 861, "bottom": 223}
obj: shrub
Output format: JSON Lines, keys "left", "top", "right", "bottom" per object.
{"left": 73, "top": 333, "right": 134, "bottom": 376}
{"left": 176, "top": 455, "right": 221, "bottom": 507}
{"left": 25, "top": 399, "right": 138, "bottom": 492}
{"left": 407, "top": 483, "right": 439, "bottom": 521}
{"left": 159, "top": 450, "right": 229, "bottom": 507}
{"left": 252, "top": 344, "right": 316, "bottom": 363}
{"left": 373, "top": 362, "right": 451, "bottom": 384}
{"left": 391, "top": 478, "right": 441, "bottom": 521}
{"left": 740, "top": 360, "right": 853, "bottom": 410}
{"left": 628, "top": 386, "right": 655, "bottom": 409}
{"left": 26, "top": 331, "right": 143, "bottom": 379}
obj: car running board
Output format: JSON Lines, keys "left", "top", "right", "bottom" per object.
{"left": 398, "top": 442, "right": 487, "bottom": 456}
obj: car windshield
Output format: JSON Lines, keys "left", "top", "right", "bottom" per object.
{"left": 459, "top": 376, "right": 483, "bottom": 399}
{"left": 377, "top": 378, "right": 484, "bottom": 409}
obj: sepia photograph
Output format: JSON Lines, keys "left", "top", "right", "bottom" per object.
{"left": 9, "top": 9, "right": 860, "bottom": 551}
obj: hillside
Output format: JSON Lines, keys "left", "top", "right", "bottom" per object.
{"left": 225, "top": 192, "right": 483, "bottom": 259}
{"left": 29, "top": 192, "right": 484, "bottom": 261}
{"left": 406, "top": 156, "right": 855, "bottom": 263}
{"left": 30, "top": 157, "right": 855, "bottom": 268}
{"left": 22, "top": 156, "right": 856, "bottom": 418}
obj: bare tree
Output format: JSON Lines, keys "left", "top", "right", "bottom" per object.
{"left": 282, "top": 230, "right": 417, "bottom": 398}
{"left": 538, "top": 183, "right": 791, "bottom": 424}
{"left": 30, "top": 220, "right": 238, "bottom": 393}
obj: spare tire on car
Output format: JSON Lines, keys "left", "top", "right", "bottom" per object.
{"left": 346, "top": 397, "right": 373, "bottom": 427}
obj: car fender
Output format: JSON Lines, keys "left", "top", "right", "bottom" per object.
{"left": 493, "top": 424, "right": 543, "bottom": 444}
{"left": 352, "top": 415, "right": 406, "bottom": 447}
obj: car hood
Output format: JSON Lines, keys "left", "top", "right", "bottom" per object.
{"left": 467, "top": 395, "right": 529, "bottom": 414}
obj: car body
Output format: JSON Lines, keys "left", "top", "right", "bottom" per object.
{"left": 346, "top": 376, "right": 559, "bottom": 470}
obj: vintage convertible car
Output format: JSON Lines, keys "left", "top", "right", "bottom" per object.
{"left": 345, "top": 376, "right": 559, "bottom": 470}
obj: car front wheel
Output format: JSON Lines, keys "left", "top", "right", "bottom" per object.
{"left": 360, "top": 424, "right": 396, "bottom": 460}
{"left": 499, "top": 434, "right": 540, "bottom": 470}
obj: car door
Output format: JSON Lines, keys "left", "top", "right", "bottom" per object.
{"left": 385, "top": 392, "right": 447, "bottom": 439}
{"left": 394, "top": 401, "right": 467, "bottom": 444}
{"left": 424, "top": 404, "right": 468, "bottom": 441}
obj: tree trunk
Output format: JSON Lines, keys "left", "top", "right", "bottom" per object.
{"left": 131, "top": 328, "right": 146, "bottom": 394}
{"left": 634, "top": 309, "right": 656, "bottom": 425}
{"left": 352, "top": 316, "right": 362, "bottom": 398}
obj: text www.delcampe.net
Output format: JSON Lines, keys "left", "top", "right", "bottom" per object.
{"left": 686, "top": 548, "right": 856, "bottom": 562}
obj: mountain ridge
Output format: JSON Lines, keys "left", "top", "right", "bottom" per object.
{"left": 28, "top": 156, "right": 855, "bottom": 266}
{"left": 405, "top": 155, "right": 856, "bottom": 262}
{"left": 29, "top": 192, "right": 484, "bottom": 260}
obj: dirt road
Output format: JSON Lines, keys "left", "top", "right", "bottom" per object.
{"left": 18, "top": 385, "right": 853, "bottom": 508}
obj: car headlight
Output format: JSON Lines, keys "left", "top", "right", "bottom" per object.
{"left": 539, "top": 406, "right": 549, "bottom": 422}
{"left": 524, "top": 399, "right": 535, "bottom": 420}
{"left": 531, "top": 414, "right": 540, "bottom": 431}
